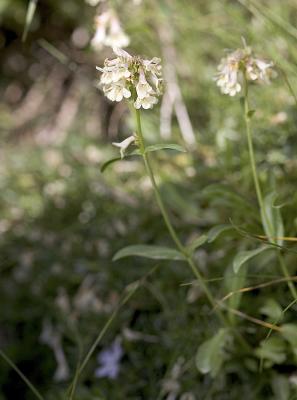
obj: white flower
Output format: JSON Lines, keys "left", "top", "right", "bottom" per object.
{"left": 112, "top": 135, "right": 135, "bottom": 158}
{"left": 97, "top": 49, "right": 163, "bottom": 110}
{"left": 247, "top": 58, "right": 275, "bottom": 83}
{"left": 215, "top": 50, "right": 244, "bottom": 96}
{"left": 105, "top": 15, "right": 130, "bottom": 49}
{"left": 103, "top": 80, "right": 131, "bottom": 102}
{"left": 136, "top": 69, "right": 153, "bottom": 99}
{"left": 91, "top": 9, "right": 130, "bottom": 51}
{"left": 134, "top": 95, "right": 158, "bottom": 110}
{"left": 215, "top": 45, "right": 275, "bottom": 96}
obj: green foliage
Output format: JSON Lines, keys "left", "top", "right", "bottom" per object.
{"left": 261, "top": 192, "right": 285, "bottom": 245}
{"left": 233, "top": 245, "right": 271, "bottom": 273}
{"left": 113, "top": 244, "right": 185, "bottom": 261}
{"left": 196, "top": 329, "right": 229, "bottom": 377}
{"left": 2, "top": 0, "right": 297, "bottom": 398}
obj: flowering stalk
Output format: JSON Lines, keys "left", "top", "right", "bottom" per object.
{"left": 98, "top": 48, "right": 250, "bottom": 351}
{"left": 242, "top": 77, "right": 297, "bottom": 301}
{"left": 134, "top": 105, "right": 252, "bottom": 352}
{"left": 215, "top": 43, "right": 297, "bottom": 301}
{"left": 134, "top": 106, "right": 224, "bottom": 313}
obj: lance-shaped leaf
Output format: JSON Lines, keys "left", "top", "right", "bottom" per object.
{"left": 188, "top": 235, "right": 208, "bottom": 253}
{"left": 100, "top": 150, "right": 141, "bottom": 173}
{"left": 261, "top": 192, "right": 284, "bottom": 246}
{"left": 144, "top": 144, "right": 186, "bottom": 154}
{"left": 207, "top": 224, "right": 233, "bottom": 243}
{"left": 196, "top": 328, "right": 229, "bottom": 377}
{"left": 233, "top": 245, "right": 271, "bottom": 274}
{"left": 113, "top": 245, "right": 185, "bottom": 262}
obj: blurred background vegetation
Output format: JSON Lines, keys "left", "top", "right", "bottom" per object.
{"left": 1, "top": 0, "right": 297, "bottom": 399}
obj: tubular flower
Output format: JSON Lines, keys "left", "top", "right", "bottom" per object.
{"left": 112, "top": 135, "right": 135, "bottom": 158}
{"left": 215, "top": 46, "right": 275, "bottom": 96}
{"left": 97, "top": 48, "right": 163, "bottom": 109}
{"left": 91, "top": 9, "right": 130, "bottom": 50}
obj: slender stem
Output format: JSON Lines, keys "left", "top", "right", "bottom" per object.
{"left": 243, "top": 80, "right": 270, "bottom": 233}
{"left": 277, "top": 251, "right": 297, "bottom": 300}
{"left": 243, "top": 78, "right": 297, "bottom": 301}
{"left": 280, "top": 67, "right": 297, "bottom": 111}
{"left": 134, "top": 107, "right": 250, "bottom": 351}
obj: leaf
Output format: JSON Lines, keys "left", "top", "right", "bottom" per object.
{"left": 261, "top": 192, "right": 284, "bottom": 246}
{"left": 247, "top": 109, "right": 256, "bottom": 118}
{"left": 113, "top": 245, "right": 185, "bottom": 262}
{"left": 233, "top": 245, "right": 271, "bottom": 274}
{"left": 22, "top": 0, "right": 38, "bottom": 42}
{"left": 281, "top": 324, "right": 297, "bottom": 358}
{"left": 272, "top": 374, "right": 290, "bottom": 400}
{"left": 100, "top": 157, "right": 122, "bottom": 173}
{"left": 255, "top": 337, "right": 287, "bottom": 366}
{"left": 202, "top": 184, "right": 254, "bottom": 212}
{"left": 207, "top": 224, "right": 232, "bottom": 243}
{"left": 100, "top": 150, "right": 141, "bottom": 173}
{"left": 260, "top": 299, "right": 283, "bottom": 321}
{"left": 224, "top": 265, "right": 247, "bottom": 321}
{"left": 160, "top": 183, "right": 199, "bottom": 219}
{"left": 196, "top": 329, "right": 229, "bottom": 377}
{"left": 188, "top": 235, "right": 208, "bottom": 253}
{"left": 144, "top": 144, "right": 186, "bottom": 154}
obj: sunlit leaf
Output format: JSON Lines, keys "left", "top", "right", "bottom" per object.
{"left": 22, "top": 0, "right": 38, "bottom": 42}
{"left": 233, "top": 245, "right": 271, "bottom": 274}
{"left": 196, "top": 328, "right": 229, "bottom": 377}
{"left": 113, "top": 245, "right": 185, "bottom": 262}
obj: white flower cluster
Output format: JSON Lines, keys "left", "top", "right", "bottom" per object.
{"left": 215, "top": 47, "right": 275, "bottom": 96}
{"left": 91, "top": 9, "right": 130, "bottom": 50}
{"left": 97, "top": 48, "right": 163, "bottom": 109}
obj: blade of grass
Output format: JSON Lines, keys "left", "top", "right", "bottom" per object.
{"left": 220, "top": 276, "right": 297, "bottom": 303}
{"left": 68, "top": 264, "right": 160, "bottom": 399}
{"left": 22, "top": 0, "right": 38, "bottom": 42}
{"left": 38, "top": 39, "right": 69, "bottom": 65}
{"left": 219, "top": 304, "right": 282, "bottom": 332}
{"left": 0, "top": 349, "right": 44, "bottom": 400}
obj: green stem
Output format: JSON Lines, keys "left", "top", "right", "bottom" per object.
{"left": 134, "top": 107, "right": 250, "bottom": 351}
{"left": 243, "top": 78, "right": 297, "bottom": 301}
{"left": 0, "top": 349, "right": 44, "bottom": 400}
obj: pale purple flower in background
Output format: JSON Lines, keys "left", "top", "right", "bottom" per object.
{"left": 95, "top": 337, "right": 123, "bottom": 379}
